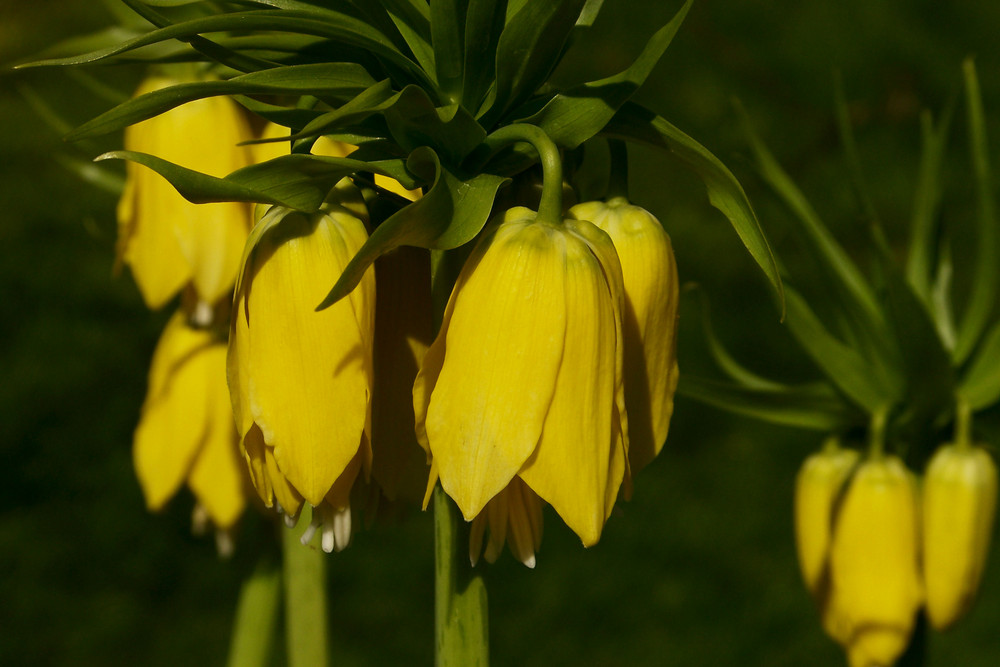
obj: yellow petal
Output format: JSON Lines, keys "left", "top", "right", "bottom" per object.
{"left": 570, "top": 198, "right": 679, "bottom": 473}
{"left": 187, "top": 345, "right": 246, "bottom": 529}
{"left": 241, "top": 425, "right": 273, "bottom": 507}
{"left": 246, "top": 208, "right": 374, "bottom": 505}
{"left": 266, "top": 445, "right": 305, "bottom": 519}
{"left": 419, "top": 209, "right": 568, "bottom": 519}
{"left": 227, "top": 288, "right": 253, "bottom": 438}
{"left": 518, "top": 220, "right": 623, "bottom": 546}
{"left": 371, "top": 246, "right": 433, "bottom": 502}
{"left": 133, "top": 315, "right": 218, "bottom": 510}
{"left": 923, "top": 444, "right": 998, "bottom": 630}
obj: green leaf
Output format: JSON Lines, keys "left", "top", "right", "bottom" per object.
{"left": 603, "top": 102, "right": 784, "bottom": 305}
{"left": 486, "top": 0, "right": 587, "bottom": 123}
{"left": 516, "top": 0, "right": 691, "bottom": 149}
{"left": 383, "top": 88, "right": 487, "bottom": 163}
{"left": 736, "top": 101, "right": 897, "bottom": 373}
{"left": 961, "top": 319, "right": 1000, "bottom": 410}
{"left": 954, "top": 58, "right": 999, "bottom": 363}
{"left": 907, "top": 106, "right": 954, "bottom": 311}
{"left": 380, "top": 0, "right": 435, "bottom": 73}
{"left": 677, "top": 375, "right": 861, "bottom": 431}
{"left": 431, "top": 0, "right": 468, "bottom": 101}
{"left": 461, "top": 0, "right": 506, "bottom": 114}
{"left": 66, "top": 64, "right": 378, "bottom": 141}
{"left": 784, "top": 286, "right": 898, "bottom": 412}
{"left": 318, "top": 147, "right": 508, "bottom": 309}
{"left": 55, "top": 154, "right": 125, "bottom": 196}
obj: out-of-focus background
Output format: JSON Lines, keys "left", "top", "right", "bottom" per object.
{"left": 3, "top": 1, "right": 1000, "bottom": 664}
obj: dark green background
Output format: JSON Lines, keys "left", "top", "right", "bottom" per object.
{"left": 3, "top": 1, "right": 1000, "bottom": 664}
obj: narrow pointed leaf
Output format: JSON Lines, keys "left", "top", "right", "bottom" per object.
{"left": 461, "top": 0, "right": 506, "bottom": 113}
{"left": 961, "top": 320, "right": 1000, "bottom": 410}
{"left": 677, "top": 375, "right": 861, "bottom": 431}
{"left": 954, "top": 58, "right": 999, "bottom": 363}
{"left": 318, "top": 147, "right": 508, "bottom": 309}
{"left": 517, "top": 0, "right": 692, "bottom": 149}
{"left": 381, "top": 0, "right": 435, "bottom": 73}
{"left": 431, "top": 0, "right": 468, "bottom": 101}
{"left": 603, "top": 102, "right": 783, "bottom": 304}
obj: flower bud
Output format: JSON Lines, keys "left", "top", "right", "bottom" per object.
{"left": 922, "top": 443, "right": 998, "bottom": 630}
{"left": 414, "top": 206, "right": 628, "bottom": 549}
{"left": 568, "top": 197, "right": 678, "bottom": 478}
{"left": 228, "top": 186, "right": 375, "bottom": 552}
{"left": 794, "top": 441, "right": 859, "bottom": 598}
{"left": 825, "top": 456, "right": 922, "bottom": 667}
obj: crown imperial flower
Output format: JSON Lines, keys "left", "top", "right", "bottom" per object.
{"left": 228, "top": 187, "right": 375, "bottom": 552}
{"left": 414, "top": 206, "right": 628, "bottom": 549}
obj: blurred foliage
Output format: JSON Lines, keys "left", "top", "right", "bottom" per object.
{"left": 2, "top": 1, "right": 1000, "bottom": 665}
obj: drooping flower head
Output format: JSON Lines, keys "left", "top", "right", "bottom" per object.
{"left": 569, "top": 197, "right": 679, "bottom": 478}
{"left": 134, "top": 312, "right": 247, "bottom": 554}
{"left": 414, "top": 206, "right": 629, "bottom": 556}
{"left": 228, "top": 183, "right": 375, "bottom": 552}
{"left": 117, "top": 72, "right": 255, "bottom": 309}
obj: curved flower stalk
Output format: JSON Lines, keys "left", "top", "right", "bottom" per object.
{"left": 569, "top": 197, "right": 680, "bottom": 478}
{"left": 116, "top": 72, "right": 255, "bottom": 310}
{"left": 228, "top": 184, "right": 375, "bottom": 553}
{"left": 134, "top": 312, "right": 246, "bottom": 555}
{"left": 414, "top": 205, "right": 629, "bottom": 551}
{"left": 922, "top": 442, "right": 998, "bottom": 629}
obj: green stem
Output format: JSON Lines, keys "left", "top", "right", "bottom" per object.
{"left": 227, "top": 554, "right": 281, "bottom": 667}
{"left": 954, "top": 396, "right": 973, "bottom": 449}
{"left": 868, "top": 407, "right": 888, "bottom": 459}
{"left": 282, "top": 516, "right": 329, "bottom": 667}
{"left": 482, "top": 124, "right": 563, "bottom": 222}
{"left": 606, "top": 139, "right": 630, "bottom": 201}
{"left": 434, "top": 486, "right": 490, "bottom": 667}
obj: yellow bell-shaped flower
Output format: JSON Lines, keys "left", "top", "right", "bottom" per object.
{"left": 117, "top": 73, "right": 255, "bottom": 309}
{"left": 825, "top": 456, "right": 922, "bottom": 667}
{"left": 228, "top": 187, "right": 375, "bottom": 552}
{"left": 414, "top": 206, "right": 628, "bottom": 548}
{"left": 133, "top": 312, "right": 246, "bottom": 545}
{"left": 568, "top": 197, "right": 679, "bottom": 477}
{"left": 794, "top": 440, "right": 859, "bottom": 598}
{"left": 923, "top": 443, "right": 998, "bottom": 630}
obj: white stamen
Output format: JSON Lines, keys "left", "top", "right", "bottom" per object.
{"left": 522, "top": 553, "right": 536, "bottom": 569}
{"left": 191, "top": 300, "right": 214, "bottom": 327}
{"left": 299, "top": 518, "right": 319, "bottom": 546}
{"left": 321, "top": 523, "right": 335, "bottom": 553}
{"left": 332, "top": 506, "right": 352, "bottom": 552}
{"left": 216, "top": 530, "right": 235, "bottom": 559}
{"left": 191, "top": 504, "right": 210, "bottom": 536}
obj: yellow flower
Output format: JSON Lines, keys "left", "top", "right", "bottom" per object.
{"left": 825, "top": 456, "right": 922, "bottom": 667}
{"left": 414, "top": 206, "right": 628, "bottom": 549}
{"left": 922, "top": 443, "right": 998, "bottom": 630}
{"left": 133, "top": 312, "right": 246, "bottom": 551}
{"left": 228, "top": 186, "right": 375, "bottom": 552}
{"left": 793, "top": 440, "right": 859, "bottom": 598}
{"left": 117, "top": 73, "right": 254, "bottom": 309}
{"left": 569, "top": 197, "right": 679, "bottom": 477}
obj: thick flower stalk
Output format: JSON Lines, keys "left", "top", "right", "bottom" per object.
{"left": 133, "top": 312, "right": 246, "bottom": 553}
{"left": 922, "top": 442, "right": 998, "bottom": 630}
{"left": 824, "top": 455, "right": 922, "bottom": 667}
{"left": 414, "top": 205, "right": 629, "bottom": 552}
{"left": 228, "top": 185, "right": 375, "bottom": 553}
{"left": 116, "top": 72, "right": 255, "bottom": 310}
{"left": 569, "top": 197, "right": 679, "bottom": 477}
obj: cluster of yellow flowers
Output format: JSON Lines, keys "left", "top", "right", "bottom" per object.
{"left": 124, "top": 72, "right": 680, "bottom": 563}
{"left": 795, "top": 438, "right": 997, "bottom": 666}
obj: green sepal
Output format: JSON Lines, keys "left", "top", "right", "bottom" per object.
{"left": 784, "top": 285, "right": 899, "bottom": 412}
{"left": 953, "top": 58, "right": 999, "bottom": 363}
{"left": 516, "top": 0, "right": 692, "bottom": 149}
{"left": 677, "top": 375, "right": 861, "bottom": 432}
{"left": 603, "top": 102, "right": 784, "bottom": 306}
{"left": 317, "top": 146, "right": 508, "bottom": 309}
{"left": 483, "top": 0, "right": 587, "bottom": 124}
{"left": 96, "top": 150, "right": 417, "bottom": 211}
{"left": 66, "top": 63, "right": 379, "bottom": 141}
{"left": 961, "top": 320, "right": 1000, "bottom": 410}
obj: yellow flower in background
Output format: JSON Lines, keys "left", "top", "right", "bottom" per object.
{"left": 825, "top": 456, "right": 922, "bottom": 667}
{"left": 133, "top": 312, "right": 246, "bottom": 553}
{"left": 228, "top": 186, "right": 375, "bottom": 553}
{"left": 923, "top": 443, "right": 998, "bottom": 630}
{"left": 569, "top": 197, "right": 679, "bottom": 478}
{"left": 793, "top": 440, "right": 859, "bottom": 598}
{"left": 117, "top": 73, "right": 254, "bottom": 310}
{"left": 414, "top": 206, "right": 628, "bottom": 549}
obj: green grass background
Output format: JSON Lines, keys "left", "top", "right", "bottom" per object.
{"left": 3, "top": 1, "right": 1000, "bottom": 664}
